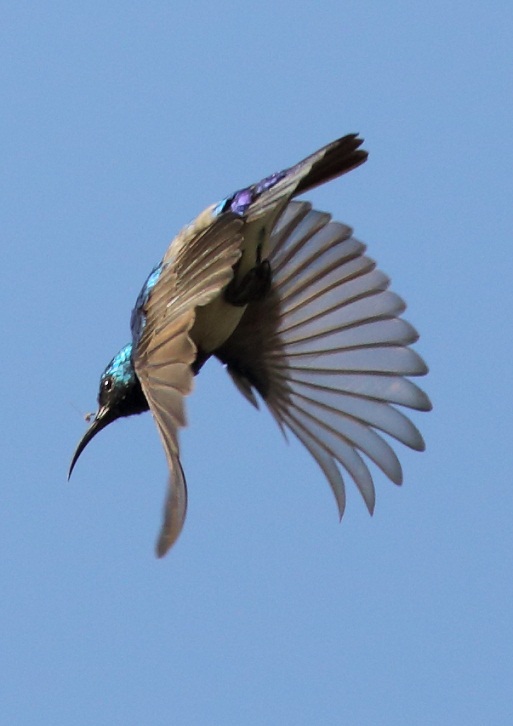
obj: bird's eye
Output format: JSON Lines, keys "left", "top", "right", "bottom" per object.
{"left": 102, "top": 376, "right": 113, "bottom": 393}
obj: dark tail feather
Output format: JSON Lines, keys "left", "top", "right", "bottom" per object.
{"left": 244, "top": 134, "right": 367, "bottom": 224}
{"left": 293, "top": 133, "right": 368, "bottom": 197}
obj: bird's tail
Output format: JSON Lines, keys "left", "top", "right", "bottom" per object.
{"left": 245, "top": 134, "right": 367, "bottom": 222}
{"left": 292, "top": 133, "right": 368, "bottom": 196}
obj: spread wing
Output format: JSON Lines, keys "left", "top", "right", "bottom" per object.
{"left": 215, "top": 201, "right": 431, "bottom": 518}
{"left": 133, "top": 213, "right": 244, "bottom": 556}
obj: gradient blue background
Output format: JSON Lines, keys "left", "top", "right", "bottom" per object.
{"left": 2, "top": 2, "right": 512, "bottom": 724}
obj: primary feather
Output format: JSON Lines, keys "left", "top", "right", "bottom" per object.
{"left": 216, "top": 201, "right": 431, "bottom": 521}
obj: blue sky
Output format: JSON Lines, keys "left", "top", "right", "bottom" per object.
{"left": 2, "top": 2, "right": 512, "bottom": 724}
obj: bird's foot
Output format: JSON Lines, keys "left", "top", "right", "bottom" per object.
{"left": 224, "top": 259, "right": 272, "bottom": 306}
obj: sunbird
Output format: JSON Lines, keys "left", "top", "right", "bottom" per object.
{"left": 69, "top": 134, "right": 430, "bottom": 556}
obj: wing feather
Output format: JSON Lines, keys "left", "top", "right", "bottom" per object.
{"left": 133, "top": 214, "right": 244, "bottom": 555}
{"left": 216, "top": 201, "right": 431, "bottom": 517}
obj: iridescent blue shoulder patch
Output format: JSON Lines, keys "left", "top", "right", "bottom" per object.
{"left": 130, "top": 262, "right": 164, "bottom": 345}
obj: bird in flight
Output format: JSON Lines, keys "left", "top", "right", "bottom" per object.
{"left": 69, "top": 134, "right": 431, "bottom": 557}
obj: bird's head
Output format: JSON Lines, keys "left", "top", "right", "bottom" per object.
{"left": 68, "top": 343, "right": 149, "bottom": 478}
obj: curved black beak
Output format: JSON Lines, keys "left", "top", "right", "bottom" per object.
{"left": 68, "top": 405, "right": 114, "bottom": 479}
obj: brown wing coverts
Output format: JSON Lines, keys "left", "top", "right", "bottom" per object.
{"left": 134, "top": 214, "right": 244, "bottom": 555}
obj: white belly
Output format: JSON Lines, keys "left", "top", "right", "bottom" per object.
{"left": 189, "top": 202, "right": 284, "bottom": 353}
{"left": 190, "top": 295, "right": 246, "bottom": 352}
